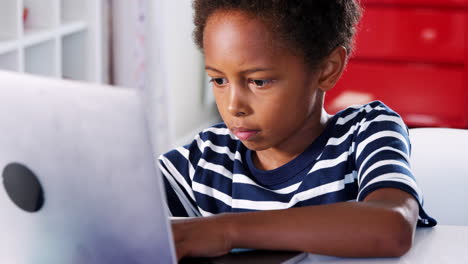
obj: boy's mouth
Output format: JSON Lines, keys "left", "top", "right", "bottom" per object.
{"left": 231, "top": 127, "right": 259, "bottom": 141}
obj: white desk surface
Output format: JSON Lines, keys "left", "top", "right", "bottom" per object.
{"left": 284, "top": 225, "right": 468, "bottom": 264}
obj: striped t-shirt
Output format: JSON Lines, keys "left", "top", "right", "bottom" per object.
{"left": 158, "top": 101, "right": 436, "bottom": 227}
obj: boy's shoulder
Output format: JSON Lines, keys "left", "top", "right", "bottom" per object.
{"left": 197, "top": 122, "right": 238, "bottom": 144}
{"left": 159, "top": 122, "right": 240, "bottom": 166}
{"left": 333, "top": 100, "right": 403, "bottom": 127}
{"left": 199, "top": 122, "right": 230, "bottom": 136}
{"left": 187, "top": 122, "right": 242, "bottom": 154}
{"left": 325, "top": 100, "right": 408, "bottom": 144}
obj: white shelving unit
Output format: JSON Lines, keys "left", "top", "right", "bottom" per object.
{"left": 0, "top": 0, "right": 104, "bottom": 83}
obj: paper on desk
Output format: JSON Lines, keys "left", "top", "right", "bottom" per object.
{"left": 282, "top": 253, "right": 309, "bottom": 264}
{"left": 281, "top": 253, "right": 393, "bottom": 264}
{"left": 282, "top": 253, "right": 351, "bottom": 264}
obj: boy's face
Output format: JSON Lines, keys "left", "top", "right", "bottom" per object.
{"left": 204, "top": 10, "right": 326, "bottom": 155}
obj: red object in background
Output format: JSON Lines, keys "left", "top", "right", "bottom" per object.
{"left": 23, "top": 8, "right": 29, "bottom": 23}
{"left": 325, "top": 0, "right": 468, "bottom": 128}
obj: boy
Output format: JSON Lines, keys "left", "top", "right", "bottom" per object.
{"left": 159, "top": 0, "right": 436, "bottom": 260}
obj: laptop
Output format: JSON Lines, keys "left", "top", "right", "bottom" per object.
{"left": 0, "top": 71, "right": 177, "bottom": 263}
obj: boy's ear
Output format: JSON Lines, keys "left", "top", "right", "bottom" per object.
{"left": 317, "top": 46, "right": 347, "bottom": 92}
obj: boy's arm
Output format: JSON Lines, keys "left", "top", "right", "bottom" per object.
{"left": 172, "top": 187, "right": 419, "bottom": 260}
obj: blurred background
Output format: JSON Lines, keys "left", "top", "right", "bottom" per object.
{"left": 327, "top": 0, "right": 468, "bottom": 129}
{"left": 0, "top": 0, "right": 466, "bottom": 155}
{"left": 0, "top": 0, "right": 219, "bottom": 156}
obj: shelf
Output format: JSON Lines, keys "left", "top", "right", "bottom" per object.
{"left": 23, "top": 0, "right": 57, "bottom": 31}
{"left": 61, "top": 0, "right": 86, "bottom": 24}
{"left": 0, "top": 39, "right": 19, "bottom": 55}
{"left": 0, "top": 35, "right": 17, "bottom": 42}
{"left": 0, "top": 0, "right": 19, "bottom": 44}
{"left": 22, "top": 21, "right": 87, "bottom": 50}
{"left": 23, "top": 27, "right": 56, "bottom": 48}
{"left": 0, "top": 0, "right": 103, "bottom": 82}
{"left": 62, "top": 31, "right": 86, "bottom": 80}
{"left": 25, "top": 40, "right": 56, "bottom": 77}
{"left": 0, "top": 51, "right": 19, "bottom": 71}
{"left": 59, "top": 21, "right": 87, "bottom": 37}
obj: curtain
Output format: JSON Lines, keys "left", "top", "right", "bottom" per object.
{"left": 109, "top": 0, "right": 171, "bottom": 156}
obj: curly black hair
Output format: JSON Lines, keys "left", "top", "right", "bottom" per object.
{"left": 193, "top": 0, "right": 362, "bottom": 68}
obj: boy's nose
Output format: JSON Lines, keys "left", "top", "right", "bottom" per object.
{"left": 227, "top": 85, "right": 250, "bottom": 117}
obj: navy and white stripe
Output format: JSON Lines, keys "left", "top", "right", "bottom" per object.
{"left": 158, "top": 101, "right": 436, "bottom": 227}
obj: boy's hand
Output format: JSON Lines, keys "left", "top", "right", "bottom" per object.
{"left": 171, "top": 214, "right": 234, "bottom": 260}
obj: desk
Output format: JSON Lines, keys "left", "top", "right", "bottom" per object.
{"left": 184, "top": 225, "right": 468, "bottom": 264}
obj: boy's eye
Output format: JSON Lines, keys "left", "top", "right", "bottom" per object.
{"left": 210, "top": 78, "right": 228, "bottom": 87}
{"left": 248, "top": 79, "right": 273, "bottom": 88}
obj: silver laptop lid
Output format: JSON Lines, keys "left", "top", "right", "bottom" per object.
{"left": 0, "top": 71, "right": 176, "bottom": 264}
